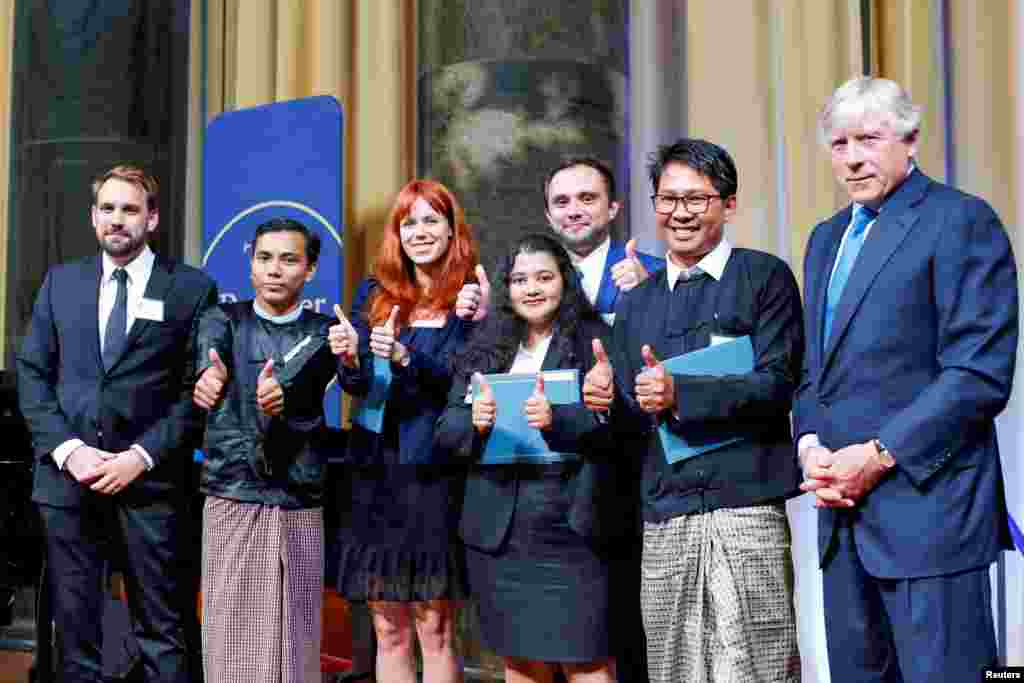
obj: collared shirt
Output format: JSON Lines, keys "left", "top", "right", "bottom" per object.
{"left": 574, "top": 236, "right": 612, "bottom": 308}
{"left": 509, "top": 333, "right": 554, "bottom": 374}
{"left": 53, "top": 246, "right": 157, "bottom": 471}
{"left": 665, "top": 238, "right": 732, "bottom": 290}
{"left": 98, "top": 246, "right": 156, "bottom": 353}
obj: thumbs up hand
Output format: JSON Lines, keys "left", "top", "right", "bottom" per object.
{"left": 472, "top": 373, "right": 497, "bottom": 435}
{"left": 583, "top": 339, "right": 615, "bottom": 413}
{"left": 329, "top": 304, "right": 360, "bottom": 368}
{"left": 256, "top": 359, "right": 284, "bottom": 417}
{"left": 610, "top": 239, "right": 650, "bottom": 292}
{"left": 371, "top": 305, "right": 411, "bottom": 366}
{"left": 635, "top": 344, "right": 675, "bottom": 414}
{"left": 194, "top": 348, "right": 230, "bottom": 410}
{"left": 456, "top": 265, "right": 492, "bottom": 322}
{"left": 524, "top": 373, "right": 553, "bottom": 431}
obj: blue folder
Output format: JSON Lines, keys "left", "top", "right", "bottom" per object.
{"left": 352, "top": 356, "right": 392, "bottom": 433}
{"left": 656, "top": 335, "right": 755, "bottom": 464}
{"left": 471, "top": 369, "right": 580, "bottom": 464}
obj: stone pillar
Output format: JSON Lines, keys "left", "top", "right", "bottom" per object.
{"left": 417, "top": 0, "right": 629, "bottom": 272}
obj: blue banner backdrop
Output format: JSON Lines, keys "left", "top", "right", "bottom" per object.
{"left": 203, "top": 96, "right": 344, "bottom": 427}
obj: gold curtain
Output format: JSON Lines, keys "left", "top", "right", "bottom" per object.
{"left": 204, "top": 0, "right": 416, "bottom": 309}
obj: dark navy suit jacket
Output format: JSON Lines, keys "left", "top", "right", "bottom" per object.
{"left": 793, "top": 169, "right": 1018, "bottom": 578}
{"left": 339, "top": 278, "right": 474, "bottom": 465}
{"left": 18, "top": 253, "right": 217, "bottom": 507}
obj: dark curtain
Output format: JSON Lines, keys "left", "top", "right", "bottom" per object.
{"left": 5, "top": 0, "right": 191, "bottom": 365}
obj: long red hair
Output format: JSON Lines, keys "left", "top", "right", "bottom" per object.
{"left": 368, "top": 179, "right": 479, "bottom": 326}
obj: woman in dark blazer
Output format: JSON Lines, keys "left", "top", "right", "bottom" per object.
{"left": 436, "top": 233, "right": 628, "bottom": 683}
{"left": 330, "top": 179, "right": 479, "bottom": 683}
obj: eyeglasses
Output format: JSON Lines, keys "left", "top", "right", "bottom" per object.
{"left": 650, "top": 194, "right": 723, "bottom": 215}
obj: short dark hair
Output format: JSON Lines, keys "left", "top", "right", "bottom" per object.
{"left": 542, "top": 156, "right": 617, "bottom": 209}
{"left": 647, "top": 139, "right": 738, "bottom": 199}
{"left": 252, "top": 218, "right": 321, "bottom": 265}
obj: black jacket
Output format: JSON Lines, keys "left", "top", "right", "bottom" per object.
{"left": 196, "top": 301, "right": 340, "bottom": 508}
{"left": 435, "top": 317, "right": 638, "bottom": 550}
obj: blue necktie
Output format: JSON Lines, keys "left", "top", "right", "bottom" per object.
{"left": 103, "top": 268, "right": 128, "bottom": 369}
{"left": 823, "top": 206, "right": 877, "bottom": 345}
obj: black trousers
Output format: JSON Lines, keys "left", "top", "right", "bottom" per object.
{"left": 39, "top": 497, "right": 194, "bottom": 683}
{"left": 610, "top": 536, "right": 647, "bottom": 683}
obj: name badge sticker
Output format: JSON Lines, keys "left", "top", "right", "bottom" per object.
{"left": 137, "top": 298, "right": 165, "bottom": 322}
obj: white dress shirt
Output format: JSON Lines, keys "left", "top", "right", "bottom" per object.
{"left": 574, "top": 237, "right": 612, "bottom": 309}
{"left": 508, "top": 333, "right": 554, "bottom": 374}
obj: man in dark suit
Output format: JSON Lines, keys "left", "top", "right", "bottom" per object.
{"left": 583, "top": 138, "right": 804, "bottom": 682}
{"left": 17, "top": 165, "right": 217, "bottom": 683}
{"left": 795, "top": 77, "right": 1018, "bottom": 681}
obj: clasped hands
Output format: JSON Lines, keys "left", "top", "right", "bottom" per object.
{"left": 471, "top": 373, "right": 552, "bottom": 435}
{"left": 798, "top": 442, "right": 891, "bottom": 507}
{"left": 193, "top": 348, "right": 284, "bottom": 416}
{"left": 65, "top": 445, "right": 145, "bottom": 495}
{"left": 582, "top": 339, "right": 675, "bottom": 416}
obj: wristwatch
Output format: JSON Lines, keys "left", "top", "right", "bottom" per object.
{"left": 871, "top": 439, "right": 895, "bottom": 469}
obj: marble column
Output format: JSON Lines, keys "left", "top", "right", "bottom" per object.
{"left": 418, "top": 0, "right": 629, "bottom": 272}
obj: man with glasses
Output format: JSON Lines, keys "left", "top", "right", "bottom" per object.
{"left": 583, "top": 138, "right": 804, "bottom": 682}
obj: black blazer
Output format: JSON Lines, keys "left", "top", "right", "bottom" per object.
{"left": 17, "top": 253, "right": 217, "bottom": 506}
{"left": 435, "top": 318, "right": 635, "bottom": 551}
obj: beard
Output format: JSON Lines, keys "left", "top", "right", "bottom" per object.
{"left": 100, "top": 231, "right": 147, "bottom": 260}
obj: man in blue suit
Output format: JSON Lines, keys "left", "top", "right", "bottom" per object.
{"left": 543, "top": 157, "right": 664, "bottom": 325}
{"left": 18, "top": 165, "right": 217, "bottom": 682}
{"left": 795, "top": 77, "right": 1018, "bottom": 681}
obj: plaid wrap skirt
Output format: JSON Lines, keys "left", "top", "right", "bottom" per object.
{"left": 201, "top": 496, "right": 324, "bottom": 683}
{"left": 641, "top": 504, "right": 800, "bottom": 683}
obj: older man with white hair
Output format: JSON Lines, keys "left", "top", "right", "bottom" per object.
{"left": 794, "top": 76, "right": 1018, "bottom": 681}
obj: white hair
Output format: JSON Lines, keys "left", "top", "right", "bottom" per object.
{"left": 818, "top": 76, "right": 922, "bottom": 146}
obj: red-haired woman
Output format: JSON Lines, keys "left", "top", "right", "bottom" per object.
{"left": 330, "top": 179, "right": 484, "bottom": 683}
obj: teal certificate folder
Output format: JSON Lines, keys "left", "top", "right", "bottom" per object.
{"left": 352, "top": 356, "right": 392, "bottom": 433}
{"left": 656, "top": 335, "right": 755, "bottom": 464}
{"left": 472, "top": 369, "right": 580, "bottom": 464}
